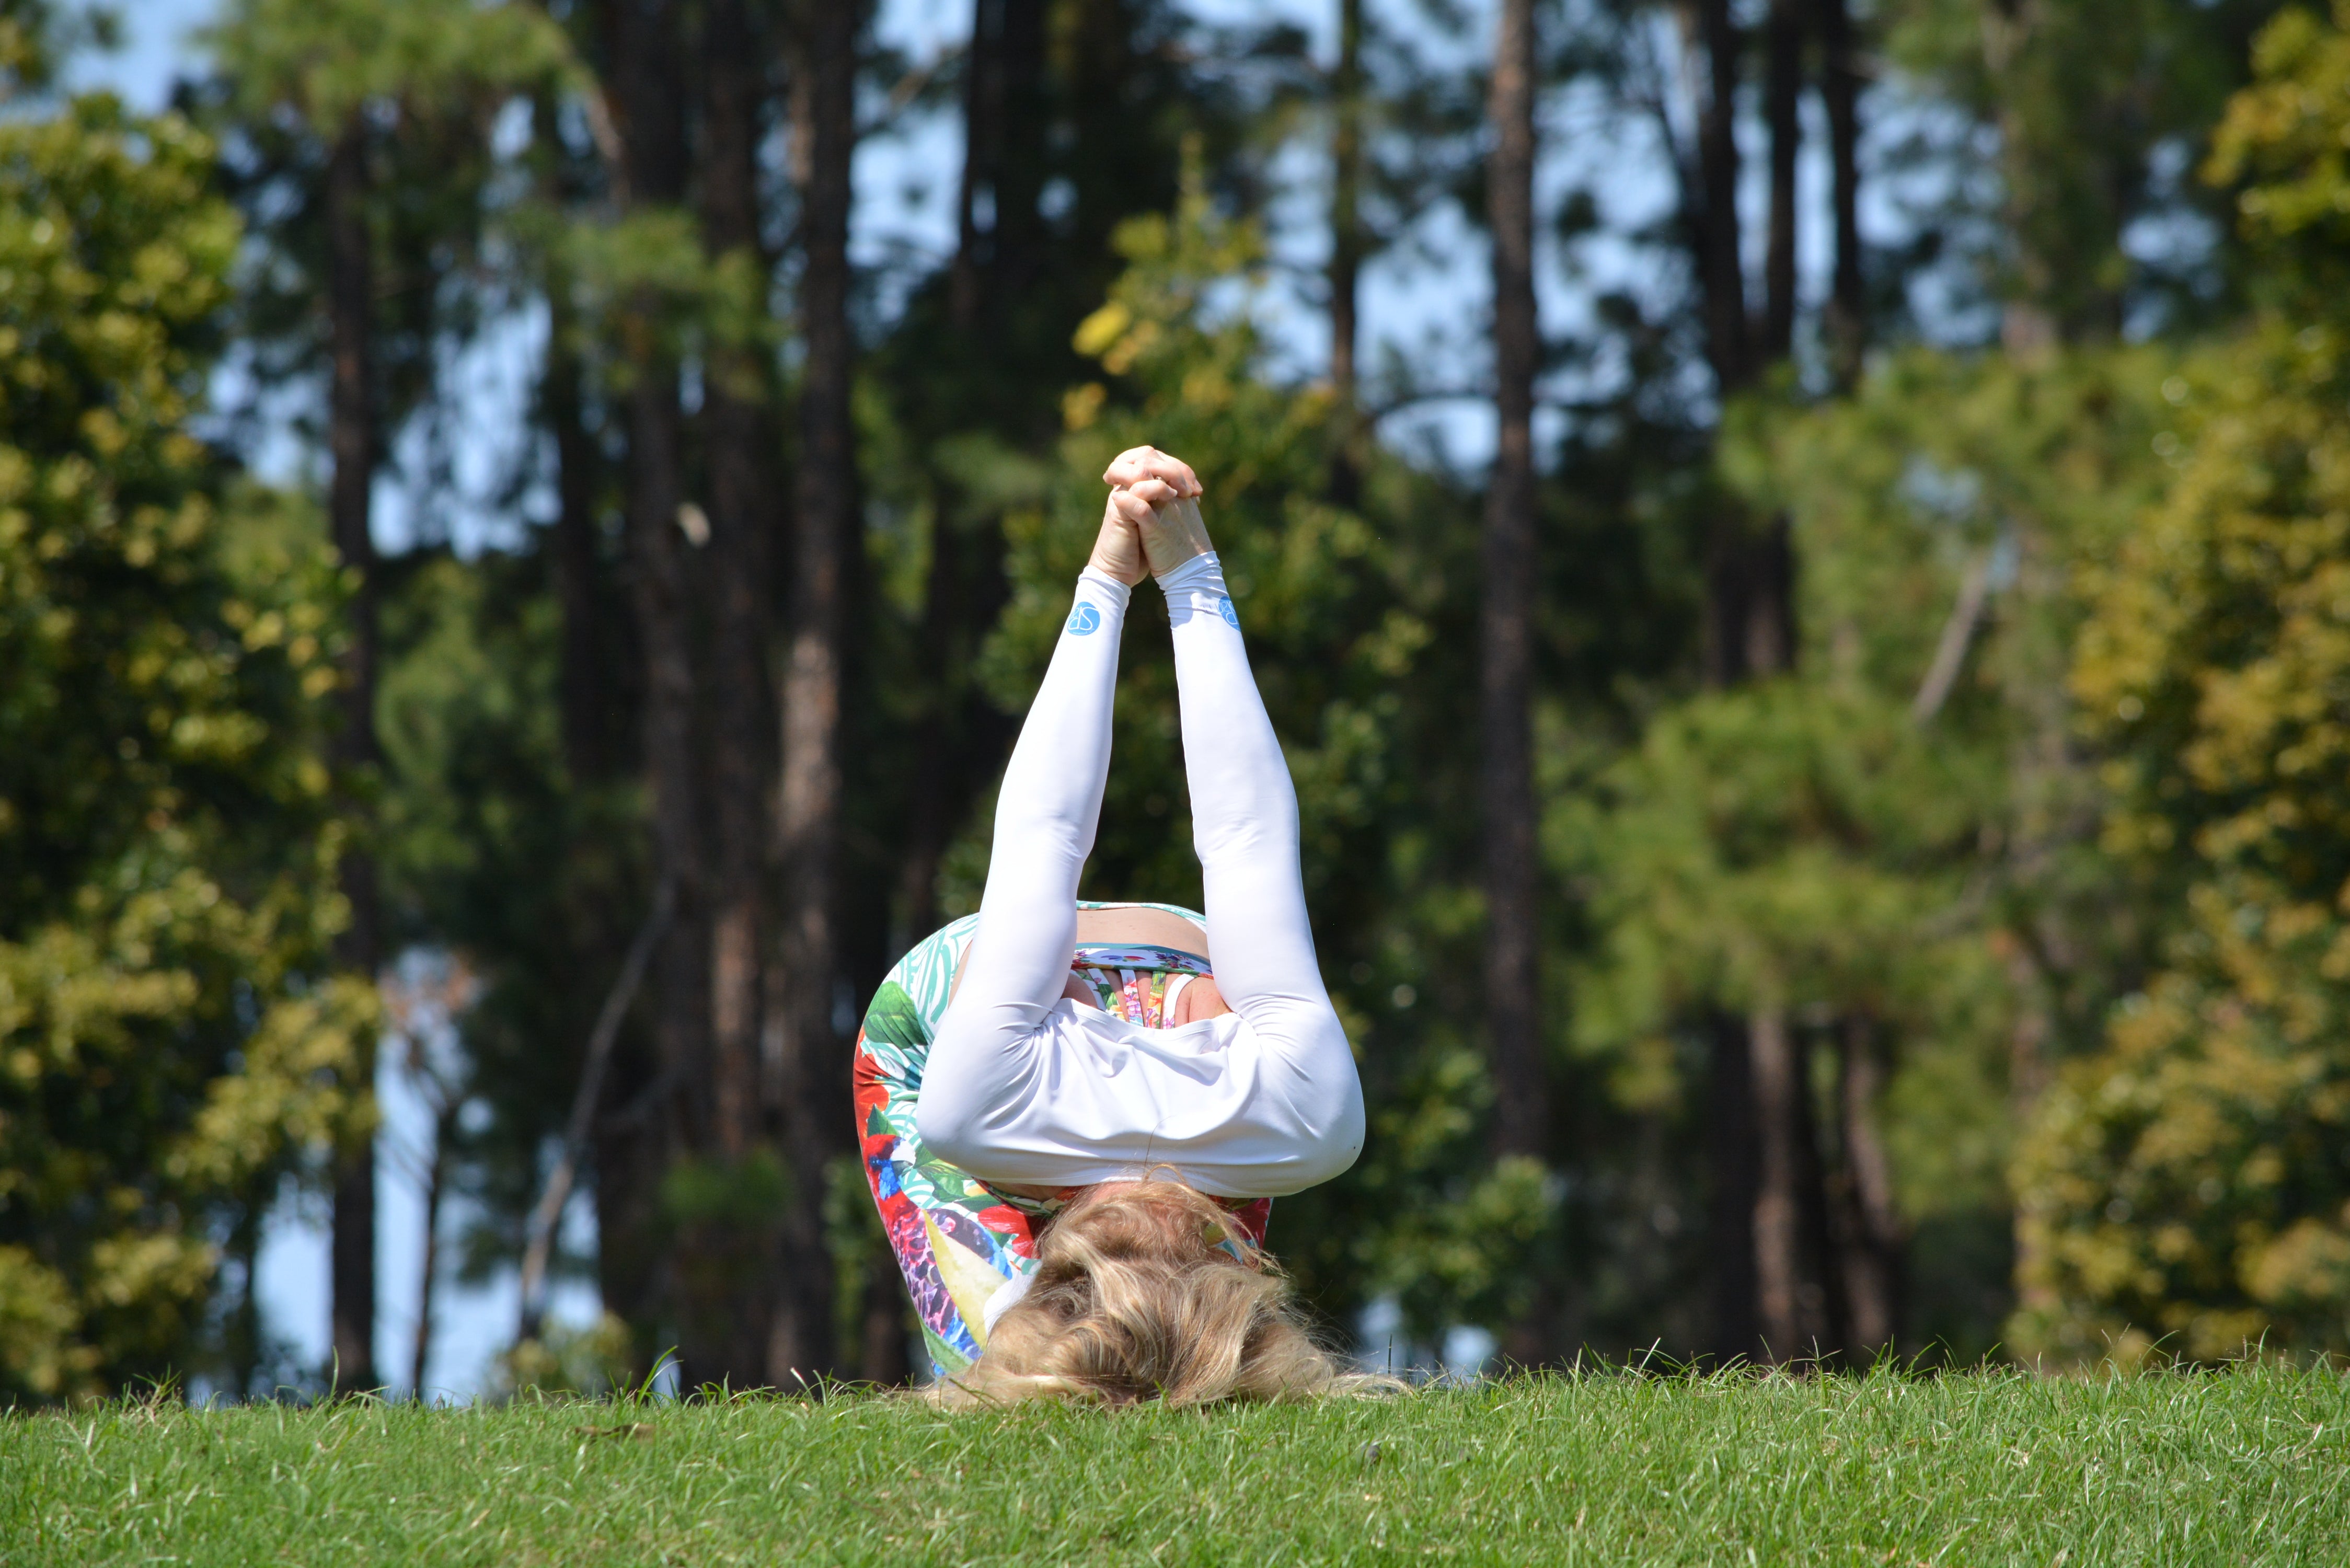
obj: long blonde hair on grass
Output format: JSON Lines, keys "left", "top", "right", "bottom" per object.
{"left": 939, "top": 1177, "right": 1395, "bottom": 1409}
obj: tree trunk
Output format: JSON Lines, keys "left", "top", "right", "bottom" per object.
{"left": 1328, "top": 0, "right": 1365, "bottom": 505}
{"left": 409, "top": 1098, "right": 452, "bottom": 1399}
{"left": 1482, "top": 0, "right": 1543, "bottom": 1163}
{"left": 952, "top": 0, "right": 1007, "bottom": 328}
{"left": 1679, "top": 0, "right": 1775, "bottom": 1368}
{"left": 1835, "top": 1012, "right": 1904, "bottom": 1358}
{"left": 1749, "top": 1007, "right": 1827, "bottom": 1362}
{"left": 1484, "top": 0, "right": 1550, "bottom": 1364}
{"left": 951, "top": 0, "right": 1046, "bottom": 329}
{"left": 1816, "top": 0, "right": 1865, "bottom": 385}
{"left": 226, "top": 1200, "right": 262, "bottom": 1399}
{"left": 1761, "top": 0, "right": 1801, "bottom": 361}
{"left": 607, "top": 0, "right": 722, "bottom": 1382}
{"left": 893, "top": 513, "right": 1012, "bottom": 955}
{"left": 1706, "top": 1012, "right": 1759, "bottom": 1362}
{"left": 325, "top": 120, "right": 381, "bottom": 1396}
{"left": 861, "top": 1248, "right": 910, "bottom": 1385}
{"left": 1686, "top": 0, "right": 1748, "bottom": 394}
{"left": 771, "top": 0, "right": 857, "bottom": 1384}
{"left": 701, "top": 0, "right": 776, "bottom": 1168}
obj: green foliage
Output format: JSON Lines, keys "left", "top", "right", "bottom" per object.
{"left": 0, "top": 98, "right": 366, "bottom": 1402}
{"left": 6, "top": 1370, "right": 2349, "bottom": 1561}
{"left": 494, "top": 1311, "right": 637, "bottom": 1400}
{"left": 1585, "top": 350, "right": 2171, "bottom": 1279}
{"left": 371, "top": 547, "right": 641, "bottom": 1301}
{"left": 2007, "top": 2, "right": 2350, "bottom": 1364}
{"left": 2208, "top": 0, "right": 2350, "bottom": 295}
{"left": 205, "top": 0, "right": 573, "bottom": 130}
{"left": 1883, "top": 0, "right": 2280, "bottom": 330}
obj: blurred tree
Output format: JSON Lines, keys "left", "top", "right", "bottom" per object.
{"left": 1591, "top": 347, "right": 2172, "bottom": 1364}
{"left": 774, "top": 0, "right": 859, "bottom": 1382}
{"left": 204, "top": 0, "right": 572, "bottom": 1390}
{"left": 1883, "top": 0, "right": 2282, "bottom": 346}
{"left": 0, "top": 95, "right": 370, "bottom": 1402}
{"left": 2012, "top": 0, "right": 2350, "bottom": 1362}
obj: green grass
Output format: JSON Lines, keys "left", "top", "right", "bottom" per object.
{"left": 5, "top": 1367, "right": 2347, "bottom": 1565}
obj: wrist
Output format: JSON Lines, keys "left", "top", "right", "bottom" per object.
{"left": 1142, "top": 495, "right": 1215, "bottom": 579}
{"left": 1088, "top": 515, "right": 1148, "bottom": 585}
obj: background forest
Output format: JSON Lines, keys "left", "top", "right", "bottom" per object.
{"left": 6, "top": 0, "right": 2350, "bottom": 1402}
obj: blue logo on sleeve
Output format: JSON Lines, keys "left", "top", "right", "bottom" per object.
{"left": 1066, "top": 602, "right": 1102, "bottom": 636}
{"left": 1218, "top": 597, "right": 1240, "bottom": 629}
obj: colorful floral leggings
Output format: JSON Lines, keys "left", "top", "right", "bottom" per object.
{"left": 853, "top": 905, "right": 1272, "bottom": 1377}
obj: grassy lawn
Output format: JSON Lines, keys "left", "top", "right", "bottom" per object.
{"left": 4, "top": 1367, "right": 2346, "bottom": 1565}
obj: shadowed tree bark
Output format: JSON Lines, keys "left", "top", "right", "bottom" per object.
{"left": 771, "top": 0, "right": 858, "bottom": 1383}
{"left": 1762, "top": 0, "right": 1802, "bottom": 361}
{"left": 893, "top": 0, "right": 1038, "bottom": 956}
{"left": 325, "top": 119, "right": 381, "bottom": 1395}
{"left": 698, "top": 0, "right": 787, "bottom": 1388}
{"left": 1817, "top": 0, "right": 1865, "bottom": 385}
{"left": 1834, "top": 1013, "right": 1905, "bottom": 1357}
{"left": 1483, "top": 0, "right": 1550, "bottom": 1364}
{"left": 700, "top": 0, "right": 776, "bottom": 1170}
{"left": 951, "top": 0, "right": 1046, "bottom": 328}
{"left": 1679, "top": 0, "right": 1815, "bottom": 1365}
{"left": 1327, "top": 0, "right": 1365, "bottom": 505}
{"left": 1750, "top": 1010, "right": 1837, "bottom": 1358}
{"left": 604, "top": 0, "right": 719, "bottom": 1377}
{"left": 1706, "top": 1012, "right": 1759, "bottom": 1359}
{"left": 1687, "top": 0, "right": 1749, "bottom": 397}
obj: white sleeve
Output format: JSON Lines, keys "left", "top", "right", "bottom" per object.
{"left": 916, "top": 558, "right": 1364, "bottom": 1198}
{"left": 919, "top": 567, "right": 1130, "bottom": 1112}
{"left": 1162, "top": 552, "right": 1364, "bottom": 1184}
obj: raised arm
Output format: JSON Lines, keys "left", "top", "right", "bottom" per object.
{"left": 1158, "top": 519, "right": 1363, "bottom": 1188}
{"left": 915, "top": 485, "right": 1162, "bottom": 1158}
{"left": 918, "top": 452, "right": 1362, "bottom": 1197}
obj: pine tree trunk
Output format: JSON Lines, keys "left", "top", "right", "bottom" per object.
{"left": 1686, "top": 0, "right": 1748, "bottom": 394}
{"left": 1817, "top": 0, "right": 1865, "bottom": 385}
{"left": 1707, "top": 1012, "right": 1760, "bottom": 1362}
{"left": 409, "top": 1098, "right": 452, "bottom": 1399}
{"left": 861, "top": 1248, "right": 911, "bottom": 1385}
{"left": 325, "top": 120, "right": 380, "bottom": 1396}
{"left": 952, "top": 0, "right": 1007, "bottom": 327}
{"left": 1835, "top": 1012, "right": 1904, "bottom": 1357}
{"left": 1328, "top": 0, "right": 1365, "bottom": 505}
{"left": 1683, "top": 0, "right": 1762, "bottom": 1364}
{"left": 1762, "top": 0, "right": 1802, "bottom": 360}
{"left": 771, "top": 0, "right": 858, "bottom": 1383}
{"left": 1484, "top": 0, "right": 1550, "bottom": 1363}
{"left": 607, "top": 0, "right": 723, "bottom": 1381}
{"left": 1749, "top": 1008, "right": 1826, "bottom": 1362}
{"left": 895, "top": 0, "right": 1033, "bottom": 956}
{"left": 1483, "top": 0, "right": 1543, "bottom": 1162}
{"left": 701, "top": 0, "right": 775, "bottom": 1169}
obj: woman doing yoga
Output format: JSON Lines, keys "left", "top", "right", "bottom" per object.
{"left": 851, "top": 446, "right": 1370, "bottom": 1406}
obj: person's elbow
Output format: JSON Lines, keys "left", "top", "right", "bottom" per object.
{"left": 1287, "top": 1074, "right": 1365, "bottom": 1188}
{"left": 914, "top": 1080, "right": 990, "bottom": 1174}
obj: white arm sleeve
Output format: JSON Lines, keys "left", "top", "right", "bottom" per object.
{"left": 915, "top": 557, "right": 1365, "bottom": 1198}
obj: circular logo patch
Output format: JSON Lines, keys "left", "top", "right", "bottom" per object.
{"left": 1217, "top": 597, "right": 1240, "bottom": 629}
{"left": 1066, "top": 602, "right": 1102, "bottom": 636}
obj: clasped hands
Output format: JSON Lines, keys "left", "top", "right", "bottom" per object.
{"left": 1088, "top": 445, "right": 1215, "bottom": 586}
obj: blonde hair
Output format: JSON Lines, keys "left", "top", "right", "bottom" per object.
{"left": 937, "top": 1178, "right": 1392, "bottom": 1409}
